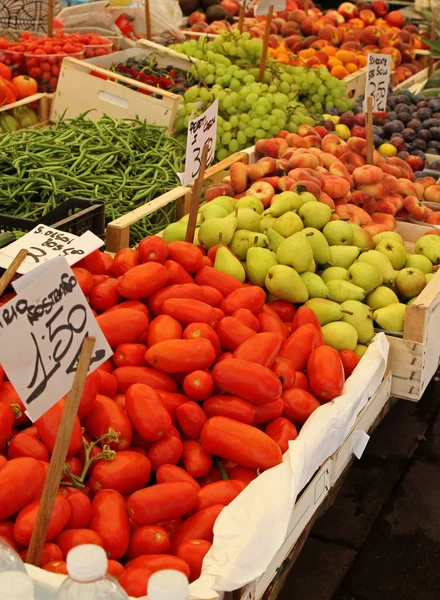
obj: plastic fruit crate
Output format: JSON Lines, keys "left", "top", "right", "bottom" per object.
{"left": 64, "top": 27, "right": 122, "bottom": 52}
{"left": 83, "top": 41, "right": 113, "bottom": 59}
{"left": 0, "top": 49, "right": 26, "bottom": 77}
{"left": 25, "top": 51, "right": 84, "bottom": 92}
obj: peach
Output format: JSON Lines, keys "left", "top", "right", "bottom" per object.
{"left": 298, "top": 124, "right": 315, "bottom": 137}
{"left": 256, "top": 176, "right": 281, "bottom": 189}
{"left": 375, "top": 199, "right": 397, "bottom": 216}
{"left": 290, "top": 180, "right": 322, "bottom": 198}
{"left": 371, "top": 213, "right": 396, "bottom": 230}
{"left": 357, "top": 183, "right": 389, "bottom": 199}
{"left": 323, "top": 176, "right": 351, "bottom": 199}
{"left": 426, "top": 213, "right": 440, "bottom": 225}
{"left": 229, "top": 162, "right": 248, "bottom": 193}
{"left": 347, "top": 18, "right": 366, "bottom": 29}
{"left": 278, "top": 176, "right": 295, "bottom": 192}
{"left": 316, "top": 166, "right": 330, "bottom": 177}
{"left": 284, "top": 35, "right": 302, "bottom": 52}
{"left": 379, "top": 32, "right": 403, "bottom": 50}
{"left": 319, "top": 191, "right": 336, "bottom": 209}
{"left": 347, "top": 137, "right": 367, "bottom": 155}
{"left": 287, "top": 170, "right": 322, "bottom": 188}
{"left": 339, "top": 150, "right": 366, "bottom": 173}
{"left": 352, "top": 165, "right": 383, "bottom": 185}
{"left": 300, "top": 16, "right": 316, "bottom": 35}
{"left": 414, "top": 182, "right": 425, "bottom": 199}
{"left": 320, "top": 153, "right": 342, "bottom": 169}
{"left": 255, "top": 139, "right": 282, "bottom": 159}
{"left": 288, "top": 9, "right": 307, "bottom": 23}
{"left": 373, "top": 150, "right": 384, "bottom": 166}
{"left": 325, "top": 9, "right": 345, "bottom": 25}
{"left": 288, "top": 153, "right": 320, "bottom": 170}
{"left": 417, "top": 177, "right": 436, "bottom": 191}
{"left": 386, "top": 193, "right": 404, "bottom": 212}
{"left": 424, "top": 185, "right": 440, "bottom": 204}
{"left": 385, "top": 10, "right": 405, "bottom": 28}
{"left": 277, "top": 158, "right": 289, "bottom": 173}
{"left": 395, "top": 208, "right": 409, "bottom": 220}
{"left": 318, "top": 26, "right": 342, "bottom": 45}
{"left": 272, "top": 17, "right": 287, "bottom": 33}
{"left": 338, "top": 2, "right": 358, "bottom": 19}
{"left": 363, "top": 224, "right": 389, "bottom": 236}
{"left": 329, "top": 162, "right": 354, "bottom": 187}
{"left": 359, "top": 9, "right": 376, "bottom": 24}
{"left": 359, "top": 25, "right": 381, "bottom": 45}
{"left": 403, "top": 196, "right": 429, "bottom": 221}
{"left": 247, "top": 160, "right": 276, "bottom": 181}
{"left": 204, "top": 182, "right": 235, "bottom": 202}
{"left": 382, "top": 174, "right": 399, "bottom": 194}
{"left": 303, "top": 135, "right": 323, "bottom": 148}
{"left": 347, "top": 204, "right": 372, "bottom": 226}
{"left": 246, "top": 182, "right": 275, "bottom": 208}
{"left": 379, "top": 163, "right": 403, "bottom": 178}
{"left": 322, "top": 134, "right": 348, "bottom": 158}
{"left": 312, "top": 18, "right": 334, "bottom": 35}
{"left": 381, "top": 46, "right": 402, "bottom": 68}
{"left": 396, "top": 178, "right": 420, "bottom": 199}
{"left": 280, "top": 148, "right": 298, "bottom": 161}
{"left": 371, "top": 0, "right": 389, "bottom": 17}
{"left": 336, "top": 205, "right": 359, "bottom": 224}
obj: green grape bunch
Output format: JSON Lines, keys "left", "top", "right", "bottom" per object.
{"left": 172, "top": 30, "right": 354, "bottom": 161}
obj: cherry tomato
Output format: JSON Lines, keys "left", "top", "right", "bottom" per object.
{"left": 126, "top": 384, "right": 172, "bottom": 442}
{"left": 89, "top": 278, "right": 121, "bottom": 312}
{"left": 147, "top": 436, "right": 183, "bottom": 471}
{"left": 146, "top": 339, "right": 216, "bottom": 374}
{"left": 147, "top": 315, "right": 182, "bottom": 347}
{"left": 77, "top": 370, "right": 100, "bottom": 420}
{"left": 36, "top": 398, "right": 82, "bottom": 456}
{"left": 203, "top": 395, "right": 255, "bottom": 425}
{"left": 271, "top": 357, "right": 296, "bottom": 390}
{"left": 308, "top": 346, "right": 345, "bottom": 402}
{"left": 339, "top": 349, "right": 361, "bottom": 378}
{"left": 126, "top": 525, "right": 170, "bottom": 560}
{"left": 221, "top": 287, "right": 266, "bottom": 315}
{"left": 182, "top": 440, "right": 212, "bottom": 478}
{"left": 111, "top": 248, "right": 140, "bottom": 277}
{"left": 177, "top": 540, "right": 212, "bottom": 582}
{"left": 183, "top": 323, "right": 222, "bottom": 359}
{"left": 14, "top": 495, "right": 71, "bottom": 546}
{"left": 89, "top": 450, "right": 151, "bottom": 495}
{"left": 113, "top": 365, "right": 177, "bottom": 394}
{"left": 61, "top": 488, "right": 92, "bottom": 530}
{"left": 282, "top": 388, "right": 320, "bottom": 424}
{"left": 267, "top": 300, "right": 295, "bottom": 322}
{"left": 75, "top": 249, "right": 106, "bottom": 274}
{"left": 212, "top": 359, "right": 282, "bottom": 405}
{"left": 55, "top": 529, "right": 103, "bottom": 556}
{"left": 229, "top": 466, "right": 258, "bottom": 484}
{"left": 0, "top": 382, "right": 28, "bottom": 426}
{"left": 105, "top": 300, "right": 149, "bottom": 318}
{"left": 119, "top": 565, "right": 152, "bottom": 597}
{"left": 138, "top": 236, "right": 168, "bottom": 264}
{"left": 196, "top": 480, "right": 246, "bottom": 512}
{"left": 279, "top": 323, "right": 324, "bottom": 372}
{"left": 125, "top": 554, "right": 190, "bottom": 578}
{"left": 107, "top": 560, "right": 124, "bottom": 579}
{"left": 149, "top": 283, "right": 205, "bottom": 314}
{"left": 257, "top": 312, "right": 289, "bottom": 340}
{"left": 265, "top": 417, "right": 298, "bottom": 454}
{"left": 72, "top": 268, "right": 93, "bottom": 296}
{"left": 20, "top": 543, "right": 63, "bottom": 567}
{"left": 291, "top": 305, "right": 322, "bottom": 332}
{"left": 118, "top": 262, "right": 169, "bottom": 300}
{"left": 0, "top": 403, "right": 14, "bottom": 450}
{"left": 156, "top": 464, "right": 200, "bottom": 490}
{"left": 201, "top": 416, "right": 282, "bottom": 470}
{"left": 233, "top": 332, "right": 281, "bottom": 368}
{"left": 83, "top": 394, "right": 133, "bottom": 450}
{"left": 97, "top": 369, "right": 117, "bottom": 397}
{"left": 128, "top": 482, "right": 198, "bottom": 526}
{"left": 195, "top": 266, "right": 243, "bottom": 297}
{"left": 171, "top": 504, "right": 224, "bottom": 554}
{"left": 8, "top": 431, "right": 49, "bottom": 462}
{"left": 182, "top": 372, "right": 214, "bottom": 403}
{"left": 166, "top": 241, "right": 203, "bottom": 273}
{"left": 162, "top": 298, "right": 221, "bottom": 328}
{"left": 163, "top": 259, "right": 194, "bottom": 285}
{"left": 43, "top": 561, "right": 68, "bottom": 574}
{"left": 198, "top": 285, "right": 223, "bottom": 308}
{"left": 232, "top": 308, "right": 260, "bottom": 332}
{"left": 292, "top": 371, "right": 309, "bottom": 390}
{"left": 90, "top": 490, "right": 130, "bottom": 560}
{"left": 156, "top": 391, "right": 188, "bottom": 424}
{"left": 97, "top": 309, "right": 148, "bottom": 348}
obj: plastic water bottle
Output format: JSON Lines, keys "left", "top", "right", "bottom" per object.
{"left": 147, "top": 570, "right": 190, "bottom": 600}
{"left": 0, "top": 570, "right": 35, "bottom": 599}
{"left": 0, "top": 538, "right": 26, "bottom": 573}
{"left": 56, "top": 545, "right": 128, "bottom": 600}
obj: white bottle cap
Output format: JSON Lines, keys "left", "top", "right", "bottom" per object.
{"left": 148, "top": 570, "right": 189, "bottom": 600}
{"left": 66, "top": 544, "right": 108, "bottom": 582}
{"left": 0, "top": 570, "right": 34, "bottom": 599}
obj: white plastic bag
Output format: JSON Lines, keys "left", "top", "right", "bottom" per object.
{"left": 133, "top": 0, "right": 185, "bottom": 43}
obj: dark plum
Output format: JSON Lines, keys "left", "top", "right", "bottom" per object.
{"left": 418, "top": 129, "right": 432, "bottom": 143}
{"left": 412, "top": 139, "right": 427, "bottom": 151}
{"left": 402, "top": 128, "right": 416, "bottom": 142}
{"left": 416, "top": 101, "right": 428, "bottom": 109}
{"left": 430, "top": 160, "right": 440, "bottom": 170}
{"left": 395, "top": 95, "right": 410, "bottom": 104}
{"left": 399, "top": 113, "right": 412, "bottom": 124}
{"left": 423, "top": 119, "right": 440, "bottom": 129}
{"left": 390, "top": 136, "right": 406, "bottom": 151}
{"left": 324, "top": 120, "right": 335, "bottom": 131}
{"left": 407, "top": 119, "right": 422, "bottom": 131}
{"left": 411, "top": 149, "right": 426, "bottom": 157}
{"left": 395, "top": 103, "right": 410, "bottom": 112}
{"left": 387, "top": 111, "right": 398, "bottom": 121}
{"left": 384, "top": 122, "right": 400, "bottom": 136}
{"left": 397, "top": 150, "right": 410, "bottom": 160}
{"left": 373, "top": 134, "right": 382, "bottom": 148}
{"left": 373, "top": 125, "right": 384, "bottom": 137}
{"left": 417, "top": 108, "right": 432, "bottom": 121}
{"left": 428, "top": 99, "right": 440, "bottom": 112}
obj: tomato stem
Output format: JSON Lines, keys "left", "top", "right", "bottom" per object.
{"left": 215, "top": 459, "right": 229, "bottom": 481}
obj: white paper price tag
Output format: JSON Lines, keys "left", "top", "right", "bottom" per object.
{"left": 254, "top": 0, "right": 286, "bottom": 16}
{"left": 178, "top": 99, "right": 218, "bottom": 187}
{"left": 0, "top": 256, "right": 112, "bottom": 422}
{"left": 243, "top": 0, "right": 257, "bottom": 12}
{"left": 0, "top": 225, "right": 104, "bottom": 274}
{"left": 351, "top": 430, "right": 370, "bottom": 459}
{"left": 364, "top": 53, "right": 392, "bottom": 112}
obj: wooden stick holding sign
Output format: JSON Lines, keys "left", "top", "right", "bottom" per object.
{"left": 429, "top": 0, "right": 439, "bottom": 76}
{"left": 27, "top": 336, "right": 96, "bottom": 567}
{"left": 258, "top": 5, "right": 274, "bottom": 83}
{"left": 238, "top": 0, "right": 246, "bottom": 33}
{"left": 0, "top": 249, "right": 28, "bottom": 296}
{"left": 145, "top": 0, "right": 152, "bottom": 41}
{"left": 186, "top": 144, "right": 210, "bottom": 244}
{"left": 365, "top": 96, "right": 374, "bottom": 165}
{"left": 47, "top": 0, "right": 54, "bottom": 38}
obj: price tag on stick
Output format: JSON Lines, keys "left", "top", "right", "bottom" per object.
{"left": 178, "top": 99, "right": 218, "bottom": 187}
{"left": 364, "top": 53, "right": 391, "bottom": 113}
{"left": 254, "top": 0, "right": 286, "bottom": 16}
{"left": 0, "top": 256, "right": 112, "bottom": 422}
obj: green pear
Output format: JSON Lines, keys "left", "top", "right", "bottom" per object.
{"left": 340, "top": 300, "right": 375, "bottom": 344}
{"left": 355, "top": 344, "right": 368, "bottom": 358}
{"left": 322, "top": 321, "right": 358, "bottom": 351}
{"left": 304, "top": 258, "right": 316, "bottom": 273}
{"left": 323, "top": 220, "right": 354, "bottom": 246}
{"left": 260, "top": 215, "right": 277, "bottom": 233}
{"left": 200, "top": 204, "right": 229, "bottom": 222}
{"left": 193, "top": 228, "right": 200, "bottom": 246}
{"left": 235, "top": 208, "right": 261, "bottom": 232}
{"left": 373, "top": 231, "right": 404, "bottom": 246}
{"left": 179, "top": 212, "right": 202, "bottom": 226}
{"left": 327, "top": 280, "right": 366, "bottom": 303}
{"left": 299, "top": 191, "right": 318, "bottom": 205}
{"left": 265, "top": 191, "right": 302, "bottom": 216}
{"left": 366, "top": 286, "right": 399, "bottom": 309}
{"left": 276, "top": 233, "right": 314, "bottom": 274}
{"left": 357, "top": 250, "right": 395, "bottom": 284}
{"left": 209, "top": 195, "right": 236, "bottom": 213}
{"left": 395, "top": 267, "right": 426, "bottom": 299}
{"left": 300, "top": 273, "right": 329, "bottom": 298}
{"left": 246, "top": 247, "right": 278, "bottom": 287}
{"left": 273, "top": 211, "right": 304, "bottom": 237}
{"left": 265, "top": 265, "right": 309, "bottom": 303}
{"left": 162, "top": 221, "right": 187, "bottom": 242}
{"left": 300, "top": 228, "right": 331, "bottom": 264}
{"left": 267, "top": 228, "right": 285, "bottom": 253}
{"left": 321, "top": 267, "right": 348, "bottom": 284}
{"left": 407, "top": 297, "right": 417, "bottom": 306}
{"left": 305, "top": 298, "right": 344, "bottom": 325}
{"left": 299, "top": 203, "right": 332, "bottom": 230}
{"left": 266, "top": 293, "right": 279, "bottom": 302}
{"left": 198, "top": 215, "right": 237, "bottom": 249}
{"left": 229, "top": 231, "right": 267, "bottom": 260}
{"left": 375, "top": 240, "right": 407, "bottom": 269}
{"left": 426, "top": 273, "right": 435, "bottom": 285}
{"left": 329, "top": 246, "right": 360, "bottom": 269}
{"left": 415, "top": 234, "right": 440, "bottom": 265}
{"left": 405, "top": 254, "right": 433, "bottom": 274}
{"left": 374, "top": 303, "right": 406, "bottom": 332}
{"left": 347, "top": 262, "right": 383, "bottom": 290}
{"left": 214, "top": 245, "right": 246, "bottom": 282}
{"left": 352, "top": 227, "right": 374, "bottom": 250}
{"left": 236, "top": 195, "right": 264, "bottom": 214}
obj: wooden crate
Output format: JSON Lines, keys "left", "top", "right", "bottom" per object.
{"left": 0, "top": 93, "right": 53, "bottom": 124}
{"left": 51, "top": 56, "right": 181, "bottom": 131}
{"left": 389, "top": 221, "right": 440, "bottom": 401}
{"left": 344, "top": 68, "right": 366, "bottom": 100}
{"left": 393, "top": 67, "right": 429, "bottom": 93}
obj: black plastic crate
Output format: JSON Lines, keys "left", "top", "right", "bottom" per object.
{"left": 0, "top": 197, "right": 105, "bottom": 238}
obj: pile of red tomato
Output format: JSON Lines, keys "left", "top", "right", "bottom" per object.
{"left": 0, "top": 62, "right": 38, "bottom": 106}
{"left": 0, "top": 237, "right": 362, "bottom": 598}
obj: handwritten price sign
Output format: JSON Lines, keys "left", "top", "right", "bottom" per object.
{"left": 364, "top": 54, "right": 392, "bottom": 113}
{"left": 0, "top": 225, "right": 104, "bottom": 274}
{"left": 0, "top": 256, "right": 112, "bottom": 421}
{"left": 254, "top": 0, "right": 286, "bottom": 16}
{"left": 178, "top": 99, "right": 218, "bottom": 187}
